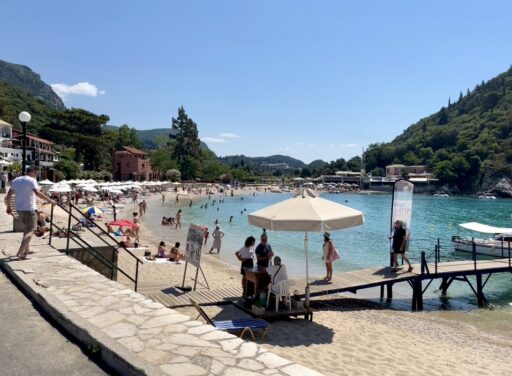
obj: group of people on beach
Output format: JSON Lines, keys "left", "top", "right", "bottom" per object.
{"left": 155, "top": 241, "right": 185, "bottom": 263}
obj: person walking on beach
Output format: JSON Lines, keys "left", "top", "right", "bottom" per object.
{"left": 5, "top": 166, "right": 56, "bottom": 260}
{"left": 390, "top": 220, "right": 413, "bottom": 273}
{"left": 235, "top": 236, "right": 256, "bottom": 297}
{"left": 209, "top": 225, "right": 224, "bottom": 253}
{"left": 141, "top": 199, "right": 147, "bottom": 215}
{"left": 162, "top": 193, "right": 166, "bottom": 203}
{"left": 322, "top": 232, "right": 340, "bottom": 281}
{"left": 255, "top": 233, "right": 274, "bottom": 268}
{"left": 175, "top": 209, "right": 182, "bottom": 229}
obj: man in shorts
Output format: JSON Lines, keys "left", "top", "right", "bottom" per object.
{"left": 6, "top": 166, "right": 55, "bottom": 260}
{"left": 390, "top": 220, "right": 413, "bottom": 273}
{"left": 255, "top": 233, "right": 274, "bottom": 268}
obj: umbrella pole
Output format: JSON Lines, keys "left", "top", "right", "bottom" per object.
{"left": 304, "top": 232, "right": 310, "bottom": 308}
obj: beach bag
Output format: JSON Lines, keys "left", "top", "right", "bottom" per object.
{"left": 330, "top": 246, "right": 341, "bottom": 263}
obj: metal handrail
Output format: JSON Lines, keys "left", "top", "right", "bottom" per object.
{"left": 67, "top": 203, "right": 143, "bottom": 266}
{"left": 47, "top": 202, "right": 142, "bottom": 291}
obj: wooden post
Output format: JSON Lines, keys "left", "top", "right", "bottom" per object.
{"left": 65, "top": 204, "right": 72, "bottom": 255}
{"left": 440, "top": 277, "right": 449, "bottom": 295}
{"left": 476, "top": 273, "right": 484, "bottom": 307}
{"left": 380, "top": 285, "right": 384, "bottom": 299}
{"left": 386, "top": 283, "right": 393, "bottom": 300}
{"left": 472, "top": 237, "right": 477, "bottom": 270}
{"left": 412, "top": 277, "right": 423, "bottom": 311}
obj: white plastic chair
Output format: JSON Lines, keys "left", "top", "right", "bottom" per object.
{"left": 266, "top": 280, "right": 295, "bottom": 312}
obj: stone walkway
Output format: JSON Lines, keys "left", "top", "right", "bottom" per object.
{"left": 0, "top": 196, "right": 321, "bottom": 376}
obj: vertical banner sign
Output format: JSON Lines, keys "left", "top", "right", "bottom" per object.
{"left": 390, "top": 180, "right": 415, "bottom": 261}
{"left": 182, "top": 224, "right": 206, "bottom": 290}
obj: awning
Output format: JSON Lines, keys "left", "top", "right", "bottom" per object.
{"left": 458, "top": 222, "right": 512, "bottom": 234}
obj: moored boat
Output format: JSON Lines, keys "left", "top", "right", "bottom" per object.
{"left": 452, "top": 222, "right": 512, "bottom": 257}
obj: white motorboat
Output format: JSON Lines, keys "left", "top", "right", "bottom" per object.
{"left": 269, "top": 187, "right": 282, "bottom": 193}
{"left": 478, "top": 195, "right": 497, "bottom": 200}
{"left": 434, "top": 193, "right": 450, "bottom": 197}
{"left": 452, "top": 222, "right": 512, "bottom": 257}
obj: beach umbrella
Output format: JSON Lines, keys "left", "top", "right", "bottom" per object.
{"left": 108, "top": 219, "right": 138, "bottom": 228}
{"left": 39, "top": 179, "right": 54, "bottom": 185}
{"left": 82, "top": 185, "right": 98, "bottom": 193}
{"left": 0, "top": 159, "right": 11, "bottom": 166}
{"left": 248, "top": 188, "right": 365, "bottom": 307}
{"left": 49, "top": 182, "right": 73, "bottom": 193}
{"left": 82, "top": 206, "right": 105, "bottom": 216}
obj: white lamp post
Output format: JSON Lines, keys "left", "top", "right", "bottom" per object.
{"left": 18, "top": 111, "right": 31, "bottom": 174}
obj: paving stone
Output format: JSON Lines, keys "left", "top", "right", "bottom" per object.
{"left": 163, "top": 323, "right": 188, "bottom": 333}
{"left": 171, "top": 346, "right": 202, "bottom": 358}
{"left": 119, "top": 306, "right": 134, "bottom": 315}
{"left": 169, "top": 355, "right": 190, "bottom": 363}
{"left": 146, "top": 307, "right": 173, "bottom": 316}
{"left": 133, "top": 304, "right": 151, "bottom": 315}
{"left": 216, "top": 357, "right": 237, "bottom": 367}
{"left": 98, "top": 296, "right": 121, "bottom": 306}
{"left": 222, "top": 367, "right": 262, "bottom": 376}
{"left": 157, "top": 344, "right": 178, "bottom": 351}
{"left": 262, "top": 370, "right": 280, "bottom": 375}
{"left": 236, "top": 342, "right": 259, "bottom": 358}
{"left": 146, "top": 338, "right": 162, "bottom": 348}
{"left": 163, "top": 334, "right": 219, "bottom": 348}
{"left": 210, "top": 359, "right": 226, "bottom": 375}
{"left": 160, "top": 363, "right": 208, "bottom": 375}
{"left": 76, "top": 306, "right": 106, "bottom": 319}
{"left": 200, "top": 330, "right": 234, "bottom": 341}
{"left": 256, "top": 353, "right": 292, "bottom": 368}
{"left": 200, "top": 348, "right": 233, "bottom": 358}
{"left": 119, "top": 336, "right": 145, "bottom": 352}
{"left": 187, "top": 325, "right": 215, "bottom": 336}
{"left": 219, "top": 338, "right": 244, "bottom": 352}
{"left": 141, "top": 313, "right": 190, "bottom": 329}
{"left": 281, "top": 364, "right": 324, "bottom": 376}
{"left": 138, "top": 327, "right": 163, "bottom": 340}
{"left": 183, "top": 320, "right": 203, "bottom": 327}
{"left": 88, "top": 311, "right": 125, "bottom": 328}
{"left": 126, "top": 315, "right": 146, "bottom": 326}
{"left": 138, "top": 348, "right": 174, "bottom": 365}
{"left": 237, "top": 359, "right": 265, "bottom": 371}
{"left": 103, "top": 322, "right": 138, "bottom": 338}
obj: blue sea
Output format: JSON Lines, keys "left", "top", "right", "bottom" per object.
{"left": 144, "top": 191, "right": 512, "bottom": 315}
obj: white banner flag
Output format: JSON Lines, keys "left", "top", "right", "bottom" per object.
{"left": 391, "top": 180, "right": 414, "bottom": 251}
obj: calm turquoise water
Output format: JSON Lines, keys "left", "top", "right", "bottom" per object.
{"left": 144, "top": 191, "right": 512, "bottom": 311}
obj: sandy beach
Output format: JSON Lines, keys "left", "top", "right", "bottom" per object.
{"left": 105, "top": 190, "right": 512, "bottom": 376}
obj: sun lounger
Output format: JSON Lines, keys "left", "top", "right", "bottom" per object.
{"left": 190, "top": 299, "right": 270, "bottom": 340}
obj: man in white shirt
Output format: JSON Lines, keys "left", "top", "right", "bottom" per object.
{"left": 267, "top": 256, "right": 288, "bottom": 286}
{"left": 6, "top": 166, "right": 55, "bottom": 260}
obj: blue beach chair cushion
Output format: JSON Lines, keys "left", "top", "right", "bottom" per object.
{"left": 190, "top": 299, "right": 270, "bottom": 340}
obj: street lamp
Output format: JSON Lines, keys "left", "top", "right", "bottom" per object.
{"left": 18, "top": 111, "right": 31, "bottom": 175}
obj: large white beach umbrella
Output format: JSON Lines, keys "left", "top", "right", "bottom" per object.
{"left": 49, "top": 182, "right": 73, "bottom": 193}
{"left": 248, "top": 189, "right": 365, "bottom": 307}
{"left": 38, "top": 179, "right": 54, "bottom": 185}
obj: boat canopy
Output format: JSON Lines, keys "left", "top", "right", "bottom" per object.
{"left": 458, "top": 222, "right": 512, "bottom": 234}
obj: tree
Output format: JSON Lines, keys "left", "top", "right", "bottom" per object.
{"left": 165, "top": 169, "right": 181, "bottom": 182}
{"left": 54, "top": 159, "right": 81, "bottom": 179}
{"left": 171, "top": 107, "right": 201, "bottom": 179}
{"left": 115, "top": 124, "right": 141, "bottom": 149}
{"left": 434, "top": 160, "right": 456, "bottom": 184}
{"left": 346, "top": 156, "right": 362, "bottom": 171}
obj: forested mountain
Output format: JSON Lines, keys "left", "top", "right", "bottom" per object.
{"left": 219, "top": 154, "right": 306, "bottom": 170}
{"left": 0, "top": 59, "right": 65, "bottom": 110}
{"left": 364, "top": 66, "right": 512, "bottom": 196}
{"left": 0, "top": 81, "right": 57, "bottom": 132}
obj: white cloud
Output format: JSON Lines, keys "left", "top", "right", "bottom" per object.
{"left": 201, "top": 137, "right": 226, "bottom": 143}
{"left": 219, "top": 133, "right": 238, "bottom": 139}
{"left": 339, "top": 143, "right": 357, "bottom": 148}
{"left": 51, "top": 82, "right": 106, "bottom": 99}
{"left": 278, "top": 146, "right": 291, "bottom": 152}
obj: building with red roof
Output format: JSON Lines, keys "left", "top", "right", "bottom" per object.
{"left": 112, "top": 146, "right": 152, "bottom": 181}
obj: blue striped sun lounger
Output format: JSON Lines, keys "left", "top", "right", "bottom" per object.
{"left": 190, "top": 299, "right": 270, "bottom": 340}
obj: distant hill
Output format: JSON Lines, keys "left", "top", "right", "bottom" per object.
{"left": 307, "top": 159, "right": 328, "bottom": 170}
{"left": 364, "top": 65, "right": 512, "bottom": 196}
{"left": 218, "top": 154, "right": 306, "bottom": 170}
{"left": 0, "top": 59, "right": 65, "bottom": 110}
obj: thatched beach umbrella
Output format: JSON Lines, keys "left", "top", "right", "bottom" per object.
{"left": 248, "top": 189, "right": 365, "bottom": 307}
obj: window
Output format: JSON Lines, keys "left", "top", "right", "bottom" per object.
{"left": 126, "top": 162, "right": 130, "bottom": 168}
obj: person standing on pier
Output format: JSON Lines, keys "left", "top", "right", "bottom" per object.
{"left": 322, "top": 232, "right": 340, "bottom": 281}
{"left": 390, "top": 220, "right": 413, "bottom": 273}
{"left": 5, "top": 166, "right": 56, "bottom": 260}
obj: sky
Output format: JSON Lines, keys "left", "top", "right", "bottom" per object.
{"left": 1, "top": 0, "right": 512, "bottom": 163}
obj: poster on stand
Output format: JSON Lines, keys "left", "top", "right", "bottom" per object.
{"left": 390, "top": 179, "right": 415, "bottom": 252}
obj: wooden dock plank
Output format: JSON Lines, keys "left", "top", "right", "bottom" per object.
{"left": 141, "top": 258, "right": 512, "bottom": 309}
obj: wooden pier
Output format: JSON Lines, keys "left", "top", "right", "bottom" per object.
{"left": 140, "top": 254, "right": 512, "bottom": 312}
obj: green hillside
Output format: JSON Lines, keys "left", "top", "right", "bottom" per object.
{"left": 364, "top": 66, "right": 512, "bottom": 195}
{"left": 0, "top": 81, "right": 56, "bottom": 132}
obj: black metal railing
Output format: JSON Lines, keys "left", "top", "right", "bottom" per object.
{"left": 47, "top": 202, "right": 143, "bottom": 291}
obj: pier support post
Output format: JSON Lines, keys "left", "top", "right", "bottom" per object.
{"left": 476, "top": 273, "right": 485, "bottom": 307}
{"left": 386, "top": 283, "right": 393, "bottom": 300}
{"left": 412, "top": 278, "right": 423, "bottom": 311}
